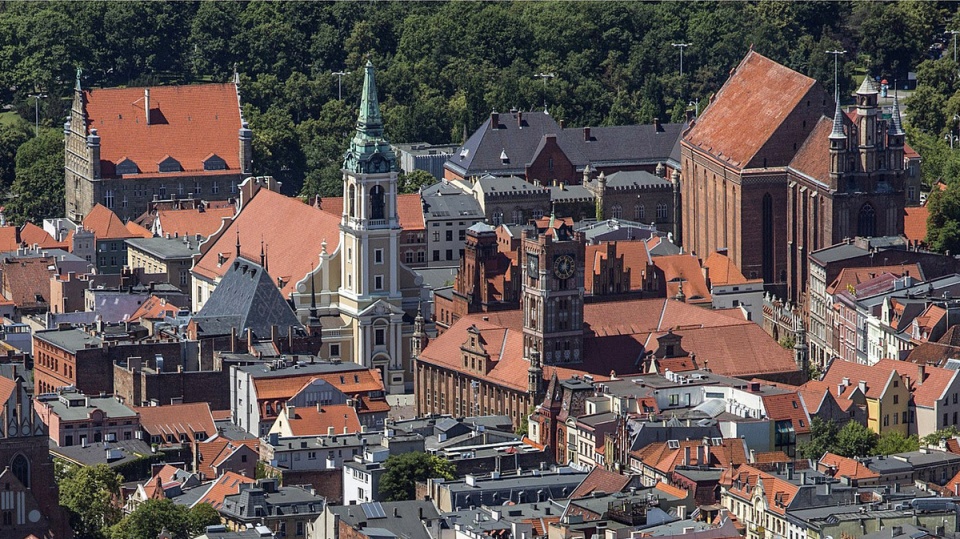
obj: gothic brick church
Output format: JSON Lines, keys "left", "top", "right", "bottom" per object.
{"left": 681, "top": 51, "right": 906, "bottom": 301}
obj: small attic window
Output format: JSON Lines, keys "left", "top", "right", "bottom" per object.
{"left": 203, "top": 154, "right": 227, "bottom": 171}
{"left": 500, "top": 150, "right": 509, "bottom": 163}
{"left": 158, "top": 156, "right": 182, "bottom": 173}
{"left": 116, "top": 158, "right": 138, "bottom": 175}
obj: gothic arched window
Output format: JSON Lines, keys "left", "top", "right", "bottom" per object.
{"left": 492, "top": 209, "right": 503, "bottom": 226}
{"left": 635, "top": 204, "right": 644, "bottom": 221}
{"left": 858, "top": 204, "right": 876, "bottom": 237}
{"left": 611, "top": 205, "right": 622, "bottom": 219}
{"left": 348, "top": 185, "right": 356, "bottom": 218}
{"left": 656, "top": 203, "right": 668, "bottom": 221}
{"left": 11, "top": 454, "right": 28, "bottom": 488}
{"left": 370, "top": 185, "right": 385, "bottom": 220}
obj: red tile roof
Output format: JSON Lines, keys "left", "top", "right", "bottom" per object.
{"left": 753, "top": 451, "right": 791, "bottom": 464}
{"left": 656, "top": 357, "right": 699, "bottom": 374}
{"left": 194, "top": 188, "right": 340, "bottom": 297}
{"left": 633, "top": 438, "right": 748, "bottom": 475}
{"left": 19, "top": 223, "right": 68, "bottom": 249}
{"left": 125, "top": 221, "right": 154, "bottom": 239}
{"left": 652, "top": 254, "right": 712, "bottom": 304}
{"left": 129, "top": 295, "right": 182, "bottom": 322}
{"left": 84, "top": 83, "right": 242, "bottom": 177}
{"left": 653, "top": 481, "right": 689, "bottom": 500}
{"left": 157, "top": 207, "right": 235, "bottom": 239}
{"left": 584, "top": 241, "right": 650, "bottom": 295}
{"left": 252, "top": 369, "right": 386, "bottom": 420}
{"left": 569, "top": 467, "right": 631, "bottom": 499}
{"left": 721, "top": 464, "right": 799, "bottom": 516}
{"left": 280, "top": 404, "right": 362, "bottom": 436}
{"left": 420, "top": 298, "right": 796, "bottom": 391}
{"left": 821, "top": 359, "right": 896, "bottom": 400}
{"left": 760, "top": 392, "right": 811, "bottom": 435}
{"left": 318, "top": 193, "right": 425, "bottom": 230}
{"left": 822, "top": 358, "right": 955, "bottom": 409}
{"left": 133, "top": 402, "right": 216, "bottom": 444}
{"left": 904, "top": 206, "right": 929, "bottom": 245}
{"left": 826, "top": 265, "right": 921, "bottom": 295}
{"left": 83, "top": 204, "right": 137, "bottom": 240}
{"left": 2, "top": 256, "right": 55, "bottom": 307}
{"left": 684, "top": 51, "right": 819, "bottom": 169}
{"left": 196, "top": 436, "right": 258, "bottom": 480}
{"left": 819, "top": 452, "right": 879, "bottom": 481}
{"left": 703, "top": 251, "right": 759, "bottom": 287}
{"left": 906, "top": 325, "right": 960, "bottom": 367}
{"left": 788, "top": 116, "right": 836, "bottom": 184}
{"left": 0, "top": 377, "right": 16, "bottom": 406}
{"left": 195, "top": 471, "right": 254, "bottom": 509}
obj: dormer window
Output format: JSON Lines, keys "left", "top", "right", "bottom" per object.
{"left": 203, "top": 153, "right": 227, "bottom": 171}
{"left": 158, "top": 155, "right": 182, "bottom": 173}
{"left": 116, "top": 158, "right": 138, "bottom": 175}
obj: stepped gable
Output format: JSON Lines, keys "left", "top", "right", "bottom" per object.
{"left": 192, "top": 256, "right": 303, "bottom": 339}
{"left": 84, "top": 83, "right": 242, "bottom": 177}
{"left": 684, "top": 51, "right": 818, "bottom": 169}
{"left": 193, "top": 188, "right": 340, "bottom": 298}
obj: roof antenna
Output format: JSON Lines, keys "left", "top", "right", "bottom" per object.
{"left": 260, "top": 237, "right": 265, "bottom": 268}
{"left": 235, "top": 228, "right": 241, "bottom": 258}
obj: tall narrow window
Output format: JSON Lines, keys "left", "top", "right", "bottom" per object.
{"left": 857, "top": 204, "right": 876, "bottom": 237}
{"left": 370, "top": 185, "right": 385, "bottom": 220}
{"left": 348, "top": 185, "right": 356, "bottom": 217}
{"left": 762, "top": 193, "right": 774, "bottom": 283}
{"left": 104, "top": 190, "right": 115, "bottom": 209}
{"left": 11, "top": 454, "right": 28, "bottom": 487}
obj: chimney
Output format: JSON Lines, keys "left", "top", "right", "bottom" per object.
{"left": 918, "top": 364, "right": 926, "bottom": 385}
{"left": 684, "top": 445, "right": 691, "bottom": 465}
{"left": 583, "top": 127, "right": 591, "bottom": 141}
{"left": 144, "top": 88, "right": 151, "bottom": 125}
{"left": 858, "top": 380, "right": 867, "bottom": 394}
{"left": 517, "top": 111, "right": 523, "bottom": 127}
{"left": 559, "top": 119, "right": 565, "bottom": 129}
{"left": 491, "top": 112, "right": 499, "bottom": 129}
{"left": 653, "top": 117, "right": 661, "bottom": 132}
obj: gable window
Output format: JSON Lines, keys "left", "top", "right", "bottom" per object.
{"left": 158, "top": 156, "right": 182, "bottom": 173}
{"left": 203, "top": 154, "right": 227, "bottom": 171}
{"left": 116, "top": 158, "right": 138, "bottom": 175}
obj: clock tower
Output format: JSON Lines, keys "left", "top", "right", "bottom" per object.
{"left": 521, "top": 215, "right": 585, "bottom": 365}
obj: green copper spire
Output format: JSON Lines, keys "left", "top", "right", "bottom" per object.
{"left": 343, "top": 60, "right": 397, "bottom": 174}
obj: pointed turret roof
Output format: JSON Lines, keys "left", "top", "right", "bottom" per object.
{"left": 343, "top": 60, "right": 397, "bottom": 174}
{"left": 888, "top": 96, "right": 905, "bottom": 136}
{"left": 829, "top": 101, "right": 846, "bottom": 140}
{"left": 856, "top": 75, "right": 877, "bottom": 95}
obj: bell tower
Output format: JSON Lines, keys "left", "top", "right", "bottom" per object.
{"left": 521, "top": 215, "right": 585, "bottom": 366}
{"left": 855, "top": 76, "right": 879, "bottom": 173}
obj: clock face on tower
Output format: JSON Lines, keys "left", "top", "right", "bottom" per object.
{"left": 553, "top": 254, "right": 575, "bottom": 280}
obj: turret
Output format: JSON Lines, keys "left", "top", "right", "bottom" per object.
{"left": 855, "top": 76, "right": 879, "bottom": 173}
{"left": 527, "top": 343, "right": 543, "bottom": 399}
{"left": 887, "top": 96, "right": 905, "bottom": 171}
{"left": 794, "top": 319, "right": 809, "bottom": 380}
{"left": 411, "top": 303, "right": 427, "bottom": 359}
{"left": 87, "top": 128, "right": 101, "bottom": 180}
{"left": 239, "top": 121, "right": 253, "bottom": 175}
{"left": 828, "top": 100, "right": 847, "bottom": 186}
{"left": 595, "top": 171, "right": 606, "bottom": 220}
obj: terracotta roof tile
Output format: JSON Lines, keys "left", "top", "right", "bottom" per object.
{"left": 653, "top": 481, "right": 689, "bottom": 500}
{"left": 2, "top": 256, "right": 55, "bottom": 308}
{"left": 83, "top": 204, "right": 137, "bottom": 240}
{"left": 196, "top": 436, "right": 258, "bottom": 480}
{"left": 252, "top": 369, "right": 385, "bottom": 420}
{"left": 19, "top": 223, "right": 68, "bottom": 250}
{"left": 569, "top": 467, "right": 631, "bottom": 499}
{"left": 721, "top": 464, "right": 798, "bottom": 516}
{"left": 133, "top": 402, "right": 216, "bottom": 444}
{"left": 652, "top": 254, "right": 712, "bottom": 303}
{"left": 760, "top": 392, "right": 811, "bottom": 434}
{"left": 129, "top": 295, "right": 182, "bottom": 322}
{"left": 703, "top": 251, "right": 758, "bottom": 287}
{"left": 906, "top": 325, "right": 960, "bottom": 366}
{"left": 819, "top": 452, "right": 880, "bottom": 481}
{"left": 156, "top": 207, "right": 235, "bottom": 238}
{"left": 195, "top": 471, "right": 254, "bottom": 509}
{"left": 753, "top": 451, "right": 791, "bottom": 464}
{"left": 826, "top": 265, "right": 921, "bottom": 295}
{"left": 904, "top": 206, "right": 929, "bottom": 245}
{"left": 194, "top": 189, "right": 339, "bottom": 297}
{"left": 125, "top": 221, "right": 154, "bottom": 239}
{"left": 788, "top": 116, "right": 836, "bottom": 185}
{"left": 821, "top": 359, "right": 896, "bottom": 400}
{"left": 684, "top": 51, "right": 819, "bottom": 168}
{"left": 584, "top": 241, "right": 650, "bottom": 295}
{"left": 656, "top": 357, "right": 698, "bottom": 374}
{"left": 0, "top": 377, "right": 15, "bottom": 404}
{"left": 281, "top": 404, "right": 361, "bottom": 436}
{"left": 84, "top": 83, "right": 242, "bottom": 177}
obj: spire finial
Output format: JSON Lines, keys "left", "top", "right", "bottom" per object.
{"left": 235, "top": 228, "right": 241, "bottom": 258}
{"left": 260, "top": 238, "right": 265, "bottom": 267}
{"left": 343, "top": 59, "right": 396, "bottom": 173}
{"left": 889, "top": 95, "right": 905, "bottom": 136}
{"left": 75, "top": 67, "right": 83, "bottom": 91}
{"left": 829, "top": 100, "right": 846, "bottom": 140}
{"left": 309, "top": 266, "right": 318, "bottom": 320}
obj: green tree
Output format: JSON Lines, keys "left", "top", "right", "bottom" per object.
{"left": 6, "top": 127, "right": 64, "bottom": 225}
{"left": 109, "top": 499, "right": 219, "bottom": 539}
{"left": 926, "top": 184, "right": 960, "bottom": 254}
{"left": 833, "top": 420, "right": 878, "bottom": 458}
{"left": 57, "top": 463, "right": 123, "bottom": 539}
{"left": 378, "top": 452, "right": 456, "bottom": 502}
{"left": 875, "top": 431, "right": 919, "bottom": 455}
{"left": 0, "top": 117, "right": 32, "bottom": 189}
{"left": 398, "top": 169, "right": 437, "bottom": 194}
{"left": 921, "top": 426, "right": 960, "bottom": 447}
{"left": 798, "top": 416, "right": 839, "bottom": 459}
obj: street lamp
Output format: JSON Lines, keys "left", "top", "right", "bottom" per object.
{"left": 950, "top": 30, "right": 960, "bottom": 63}
{"left": 27, "top": 93, "right": 47, "bottom": 136}
{"left": 534, "top": 72, "right": 555, "bottom": 112}
{"left": 332, "top": 71, "right": 350, "bottom": 101}
{"left": 826, "top": 50, "right": 846, "bottom": 101}
{"left": 671, "top": 43, "right": 692, "bottom": 75}
{"left": 688, "top": 98, "right": 700, "bottom": 117}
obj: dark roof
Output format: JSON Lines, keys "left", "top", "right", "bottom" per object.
{"left": 50, "top": 438, "right": 153, "bottom": 469}
{"left": 330, "top": 501, "right": 441, "bottom": 539}
{"left": 126, "top": 237, "right": 201, "bottom": 260}
{"left": 447, "top": 111, "right": 684, "bottom": 177}
{"left": 420, "top": 181, "right": 484, "bottom": 220}
{"left": 192, "top": 256, "right": 303, "bottom": 339}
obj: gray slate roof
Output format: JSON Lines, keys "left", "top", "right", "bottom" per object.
{"left": 126, "top": 236, "right": 201, "bottom": 260}
{"left": 420, "top": 181, "right": 484, "bottom": 220}
{"left": 192, "top": 257, "right": 303, "bottom": 339}
{"left": 330, "top": 501, "right": 441, "bottom": 539}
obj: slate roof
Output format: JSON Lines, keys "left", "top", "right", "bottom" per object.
{"left": 330, "top": 501, "right": 441, "bottom": 539}
{"left": 126, "top": 236, "right": 201, "bottom": 260}
{"left": 83, "top": 83, "right": 243, "bottom": 178}
{"left": 192, "top": 257, "right": 303, "bottom": 339}
{"left": 421, "top": 181, "right": 484, "bottom": 220}
{"left": 193, "top": 188, "right": 340, "bottom": 298}
{"left": 684, "top": 51, "right": 819, "bottom": 169}
{"left": 448, "top": 110, "right": 684, "bottom": 177}
{"left": 83, "top": 204, "right": 137, "bottom": 240}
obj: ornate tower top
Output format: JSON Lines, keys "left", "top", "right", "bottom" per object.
{"left": 343, "top": 60, "right": 398, "bottom": 174}
{"left": 888, "top": 96, "right": 905, "bottom": 136}
{"left": 856, "top": 75, "right": 878, "bottom": 96}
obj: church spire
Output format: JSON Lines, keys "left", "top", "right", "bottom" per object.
{"left": 343, "top": 60, "right": 397, "bottom": 174}
{"left": 829, "top": 100, "right": 846, "bottom": 140}
{"left": 888, "top": 96, "right": 905, "bottom": 136}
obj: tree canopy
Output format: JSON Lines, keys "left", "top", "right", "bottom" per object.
{"left": 56, "top": 463, "right": 123, "bottom": 539}
{"left": 108, "top": 499, "right": 220, "bottom": 539}
{"left": 6, "top": 127, "right": 65, "bottom": 225}
{"left": 378, "top": 452, "right": 456, "bottom": 502}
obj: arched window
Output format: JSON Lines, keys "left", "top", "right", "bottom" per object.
{"left": 611, "top": 205, "right": 622, "bottom": 219}
{"left": 858, "top": 204, "right": 876, "bottom": 237}
{"left": 492, "top": 209, "right": 503, "bottom": 226}
{"left": 11, "top": 454, "right": 28, "bottom": 488}
{"left": 104, "top": 190, "right": 115, "bottom": 209}
{"left": 762, "top": 193, "right": 774, "bottom": 283}
{"left": 511, "top": 209, "right": 523, "bottom": 224}
{"left": 635, "top": 204, "right": 645, "bottom": 221}
{"left": 656, "top": 203, "right": 668, "bottom": 221}
{"left": 348, "top": 185, "right": 356, "bottom": 217}
{"left": 370, "top": 185, "right": 385, "bottom": 220}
